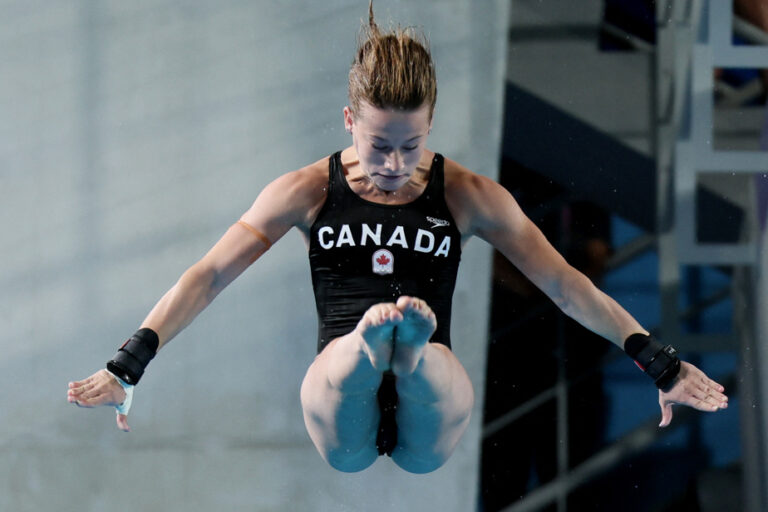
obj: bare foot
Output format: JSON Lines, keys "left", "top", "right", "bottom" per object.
{"left": 354, "top": 302, "right": 403, "bottom": 372}
{"left": 391, "top": 296, "right": 436, "bottom": 376}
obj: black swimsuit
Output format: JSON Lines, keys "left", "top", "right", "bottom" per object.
{"left": 308, "top": 151, "right": 462, "bottom": 455}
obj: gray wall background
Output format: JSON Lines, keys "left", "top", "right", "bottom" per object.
{"left": 0, "top": 1, "right": 509, "bottom": 511}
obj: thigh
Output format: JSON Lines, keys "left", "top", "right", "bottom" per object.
{"left": 392, "top": 344, "right": 474, "bottom": 473}
{"left": 300, "top": 345, "right": 382, "bottom": 473}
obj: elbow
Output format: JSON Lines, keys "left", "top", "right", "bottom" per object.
{"left": 181, "top": 262, "right": 221, "bottom": 302}
{"left": 550, "top": 284, "right": 570, "bottom": 313}
{"left": 549, "top": 270, "right": 592, "bottom": 316}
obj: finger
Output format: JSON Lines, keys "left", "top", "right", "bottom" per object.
{"left": 659, "top": 402, "right": 673, "bottom": 427}
{"left": 690, "top": 396, "right": 722, "bottom": 412}
{"left": 67, "top": 389, "right": 89, "bottom": 403}
{"left": 688, "top": 376, "right": 728, "bottom": 406}
{"left": 70, "top": 371, "right": 106, "bottom": 388}
{"left": 70, "top": 379, "right": 105, "bottom": 398}
{"left": 68, "top": 376, "right": 94, "bottom": 389}
{"left": 694, "top": 394, "right": 722, "bottom": 411}
{"left": 68, "top": 385, "right": 89, "bottom": 401}
{"left": 74, "top": 372, "right": 123, "bottom": 400}
{"left": 74, "top": 392, "right": 111, "bottom": 408}
{"left": 690, "top": 370, "right": 725, "bottom": 396}
{"left": 70, "top": 383, "right": 96, "bottom": 398}
{"left": 686, "top": 384, "right": 724, "bottom": 411}
{"left": 698, "top": 383, "right": 729, "bottom": 408}
{"left": 71, "top": 399, "right": 94, "bottom": 409}
{"left": 705, "top": 387, "right": 729, "bottom": 405}
{"left": 70, "top": 382, "right": 103, "bottom": 401}
{"left": 68, "top": 380, "right": 94, "bottom": 394}
{"left": 116, "top": 414, "right": 131, "bottom": 432}
{"left": 702, "top": 375, "right": 726, "bottom": 395}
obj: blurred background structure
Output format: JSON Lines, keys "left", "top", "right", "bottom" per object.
{"left": 1, "top": 0, "right": 766, "bottom": 511}
{"left": 481, "top": 0, "right": 768, "bottom": 511}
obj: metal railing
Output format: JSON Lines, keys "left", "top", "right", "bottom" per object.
{"left": 488, "top": 1, "right": 766, "bottom": 510}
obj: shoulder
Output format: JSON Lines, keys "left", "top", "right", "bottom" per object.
{"left": 442, "top": 157, "right": 498, "bottom": 197}
{"left": 242, "top": 154, "right": 332, "bottom": 232}
{"left": 277, "top": 156, "right": 329, "bottom": 201}
{"left": 442, "top": 156, "right": 517, "bottom": 236}
{"left": 277, "top": 155, "right": 333, "bottom": 226}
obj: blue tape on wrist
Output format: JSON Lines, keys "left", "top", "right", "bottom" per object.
{"left": 107, "top": 370, "right": 134, "bottom": 415}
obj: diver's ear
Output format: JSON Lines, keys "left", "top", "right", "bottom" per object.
{"left": 343, "top": 106, "right": 354, "bottom": 134}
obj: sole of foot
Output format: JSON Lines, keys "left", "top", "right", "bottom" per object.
{"left": 391, "top": 296, "right": 437, "bottom": 376}
{"left": 355, "top": 302, "right": 403, "bottom": 372}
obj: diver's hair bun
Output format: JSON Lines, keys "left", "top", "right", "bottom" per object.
{"left": 348, "top": 1, "right": 437, "bottom": 120}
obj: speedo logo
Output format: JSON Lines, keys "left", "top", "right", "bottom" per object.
{"left": 426, "top": 216, "right": 450, "bottom": 228}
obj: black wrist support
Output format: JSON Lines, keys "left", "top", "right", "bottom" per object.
{"left": 106, "top": 328, "right": 159, "bottom": 385}
{"left": 624, "top": 333, "right": 681, "bottom": 391}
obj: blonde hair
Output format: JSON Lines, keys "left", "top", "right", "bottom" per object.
{"left": 348, "top": 1, "right": 437, "bottom": 120}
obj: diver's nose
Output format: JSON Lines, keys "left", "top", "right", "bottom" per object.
{"left": 387, "top": 150, "right": 404, "bottom": 172}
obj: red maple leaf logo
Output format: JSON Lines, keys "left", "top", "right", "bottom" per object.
{"left": 376, "top": 254, "right": 390, "bottom": 265}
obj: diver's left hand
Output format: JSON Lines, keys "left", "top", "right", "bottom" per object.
{"left": 658, "top": 361, "right": 728, "bottom": 427}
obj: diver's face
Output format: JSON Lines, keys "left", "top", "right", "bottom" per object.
{"left": 344, "top": 101, "right": 432, "bottom": 192}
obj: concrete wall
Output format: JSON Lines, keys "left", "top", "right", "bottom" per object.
{"left": 0, "top": 1, "right": 508, "bottom": 511}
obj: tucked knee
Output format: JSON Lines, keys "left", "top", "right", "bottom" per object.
{"left": 325, "top": 446, "right": 378, "bottom": 473}
{"left": 457, "top": 385, "right": 475, "bottom": 420}
{"left": 392, "top": 448, "right": 448, "bottom": 474}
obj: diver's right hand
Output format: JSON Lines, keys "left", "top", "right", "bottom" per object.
{"left": 68, "top": 369, "right": 131, "bottom": 432}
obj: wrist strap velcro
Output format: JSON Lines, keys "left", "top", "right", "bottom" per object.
{"left": 106, "top": 328, "right": 159, "bottom": 385}
{"left": 624, "top": 333, "right": 681, "bottom": 391}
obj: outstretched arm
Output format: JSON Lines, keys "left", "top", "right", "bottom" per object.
{"left": 67, "top": 164, "right": 328, "bottom": 430}
{"left": 67, "top": 219, "right": 274, "bottom": 430}
{"left": 449, "top": 166, "right": 728, "bottom": 426}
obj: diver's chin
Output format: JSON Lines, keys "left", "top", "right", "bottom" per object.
{"left": 373, "top": 174, "right": 408, "bottom": 191}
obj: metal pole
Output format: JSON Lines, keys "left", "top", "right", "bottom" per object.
{"left": 556, "top": 316, "right": 568, "bottom": 512}
{"left": 735, "top": 265, "right": 766, "bottom": 512}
